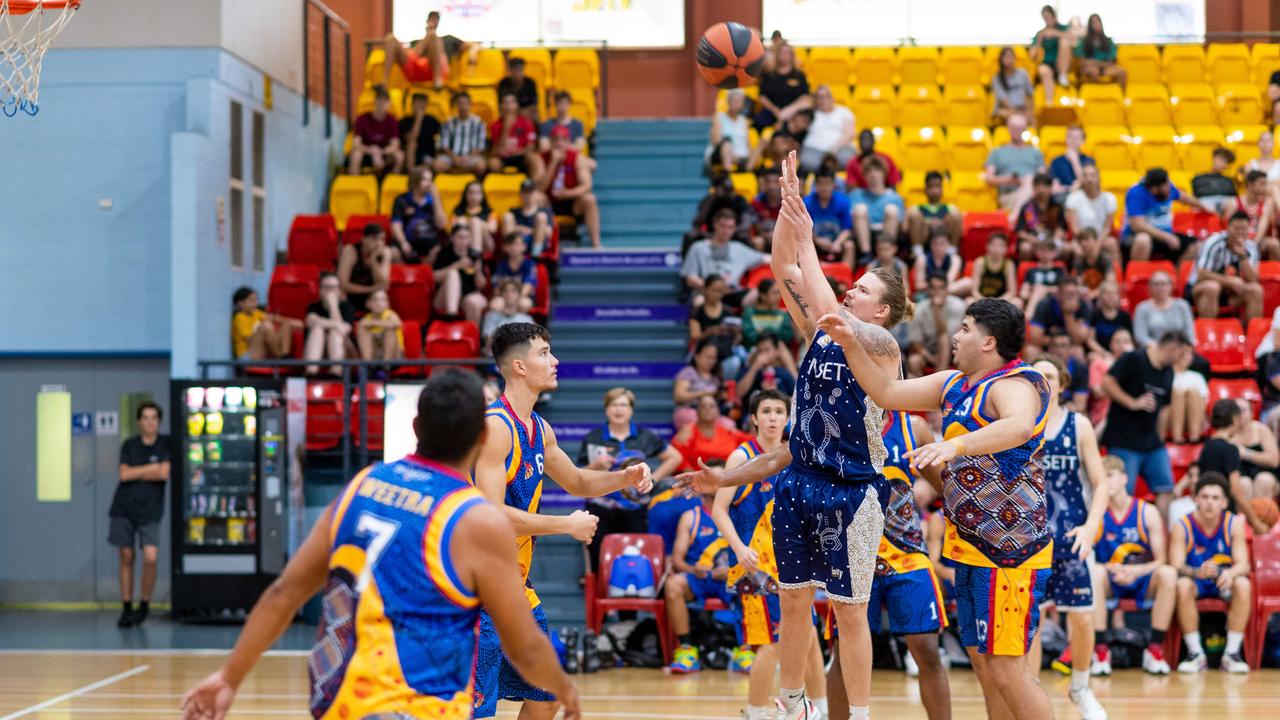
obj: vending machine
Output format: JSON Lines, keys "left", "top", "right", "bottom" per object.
{"left": 169, "top": 380, "right": 289, "bottom": 620}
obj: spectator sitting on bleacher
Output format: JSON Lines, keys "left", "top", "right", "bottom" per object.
{"left": 537, "top": 125, "right": 602, "bottom": 249}
{"left": 1170, "top": 473, "right": 1253, "bottom": 674}
{"left": 390, "top": 166, "right": 448, "bottom": 263}
{"left": 968, "top": 232, "right": 1020, "bottom": 306}
{"left": 663, "top": 487, "right": 734, "bottom": 674}
{"left": 337, "top": 223, "right": 392, "bottom": 314}
{"left": 991, "top": 47, "right": 1035, "bottom": 125}
{"left": 673, "top": 340, "right": 725, "bottom": 430}
{"left": 672, "top": 394, "right": 746, "bottom": 469}
{"left": 481, "top": 278, "right": 534, "bottom": 353}
{"left": 453, "top": 180, "right": 498, "bottom": 255}
{"left": 381, "top": 10, "right": 451, "bottom": 89}
{"left": 304, "top": 272, "right": 355, "bottom": 376}
{"left": 868, "top": 235, "right": 909, "bottom": 281}
{"left": 753, "top": 43, "right": 810, "bottom": 132}
{"left": 682, "top": 210, "right": 768, "bottom": 306}
{"left": 906, "top": 171, "right": 962, "bottom": 248}
{"left": 497, "top": 56, "right": 539, "bottom": 120}
{"left": 432, "top": 224, "right": 489, "bottom": 326}
{"left": 1231, "top": 396, "right": 1280, "bottom": 502}
{"left": 1192, "top": 148, "right": 1239, "bottom": 215}
{"left": 798, "top": 84, "right": 856, "bottom": 176}
{"left": 689, "top": 173, "right": 754, "bottom": 250}
{"left": 985, "top": 113, "right": 1044, "bottom": 221}
{"left": 348, "top": 86, "right": 405, "bottom": 177}
{"left": 1031, "top": 4, "right": 1074, "bottom": 104}
{"left": 1188, "top": 211, "right": 1263, "bottom": 320}
{"left": 539, "top": 91, "right": 587, "bottom": 154}
{"left": 434, "top": 91, "right": 488, "bottom": 175}
{"left": 749, "top": 111, "right": 812, "bottom": 172}
{"left": 1168, "top": 343, "right": 1208, "bottom": 445}
{"left": 1086, "top": 280, "right": 1132, "bottom": 358}
{"left": 1201, "top": 398, "right": 1275, "bottom": 535}
{"left": 1047, "top": 330, "right": 1091, "bottom": 413}
{"left": 1230, "top": 169, "right": 1280, "bottom": 259}
{"left": 1015, "top": 172, "right": 1068, "bottom": 260}
{"left": 1074, "top": 14, "right": 1126, "bottom": 89}
{"left": 1133, "top": 271, "right": 1197, "bottom": 347}
{"left": 908, "top": 273, "right": 965, "bottom": 375}
{"left": 1070, "top": 228, "right": 1117, "bottom": 299}
{"left": 1049, "top": 125, "right": 1094, "bottom": 197}
{"left": 400, "top": 92, "right": 441, "bottom": 173}
{"left": 849, "top": 156, "right": 904, "bottom": 261}
{"left": 750, "top": 167, "right": 783, "bottom": 252}
{"left": 1242, "top": 129, "right": 1279, "bottom": 180}
{"left": 1028, "top": 274, "right": 1091, "bottom": 351}
{"left": 742, "top": 279, "right": 795, "bottom": 349}
{"left": 1020, "top": 237, "right": 1066, "bottom": 314}
{"left": 1065, "top": 164, "right": 1120, "bottom": 261}
{"left": 707, "top": 89, "right": 752, "bottom": 174}
{"left": 688, "top": 275, "right": 742, "bottom": 374}
{"left": 231, "top": 287, "right": 299, "bottom": 362}
{"left": 356, "top": 289, "right": 403, "bottom": 368}
{"left": 490, "top": 232, "right": 537, "bottom": 315}
{"left": 487, "top": 92, "right": 538, "bottom": 175}
{"left": 804, "top": 167, "right": 854, "bottom": 263}
{"left": 1125, "top": 168, "right": 1207, "bottom": 262}
{"left": 913, "top": 229, "right": 970, "bottom": 298}
{"left": 503, "top": 178, "right": 553, "bottom": 257}
{"left": 1258, "top": 333, "right": 1280, "bottom": 433}
{"left": 735, "top": 333, "right": 797, "bottom": 403}
{"left": 844, "top": 129, "right": 901, "bottom": 190}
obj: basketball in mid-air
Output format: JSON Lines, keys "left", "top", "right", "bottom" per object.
{"left": 696, "top": 21, "right": 765, "bottom": 89}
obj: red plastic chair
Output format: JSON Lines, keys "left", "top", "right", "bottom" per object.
{"left": 268, "top": 264, "right": 320, "bottom": 320}
{"left": 540, "top": 222, "right": 561, "bottom": 265}
{"left": 392, "top": 320, "right": 425, "bottom": 378}
{"left": 1245, "top": 316, "right": 1272, "bottom": 372}
{"left": 351, "top": 381, "right": 385, "bottom": 452}
{"left": 287, "top": 215, "right": 339, "bottom": 269}
{"left": 961, "top": 211, "right": 1010, "bottom": 261}
{"left": 1167, "top": 442, "right": 1202, "bottom": 484}
{"left": 341, "top": 214, "right": 392, "bottom": 245}
{"left": 1172, "top": 210, "right": 1222, "bottom": 240}
{"left": 742, "top": 263, "right": 775, "bottom": 289}
{"left": 425, "top": 320, "right": 482, "bottom": 372}
{"left": 305, "top": 381, "right": 346, "bottom": 451}
{"left": 530, "top": 263, "right": 551, "bottom": 324}
{"left": 388, "top": 264, "right": 435, "bottom": 325}
{"left": 1195, "top": 318, "right": 1248, "bottom": 374}
{"left": 1123, "top": 260, "right": 1177, "bottom": 311}
{"left": 820, "top": 262, "right": 855, "bottom": 289}
{"left": 1248, "top": 532, "right": 1280, "bottom": 669}
{"left": 1258, "top": 261, "right": 1280, "bottom": 317}
{"left": 584, "top": 534, "right": 671, "bottom": 662}
{"left": 1207, "top": 378, "right": 1262, "bottom": 417}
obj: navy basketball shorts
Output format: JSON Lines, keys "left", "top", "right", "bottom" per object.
{"left": 474, "top": 604, "right": 556, "bottom": 717}
{"left": 1045, "top": 552, "right": 1094, "bottom": 611}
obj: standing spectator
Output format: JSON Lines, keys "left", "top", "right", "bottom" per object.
{"left": 1020, "top": 238, "right": 1066, "bottom": 315}
{"left": 969, "top": 232, "right": 1020, "bottom": 305}
{"left": 432, "top": 225, "right": 489, "bottom": 326}
{"left": 400, "top": 92, "right": 441, "bottom": 172}
{"left": 337, "top": 223, "right": 392, "bottom": 314}
{"left": 1070, "top": 228, "right": 1117, "bottom": 298}
{"left": 907, "top": 273, "right": 966, "bottom": 375}
{"left": 673, "top": 339, "right": 725, "bottom": 430}
{"left": 1229, "top": 170, "right": 1280, "bottom": 259}
{"left": 434, "top": 91, "right": 488, "bottom": 175}
{"left": 984, "top": 113, "right": 1045, "bottom": 220}
{"left": 481, "top": 279, "right": 534, "bottom": 352}
{"left": 1187, "top": 211, "right": 1263, "bottom": 320}
{"left": 1192, "top": 148, "right": 1240, "bottom": 214}
{"left": 1086, "top": 280, "right": 1132, "bottom": 359}
{"left": 1014, "top": 172, "right": 1068, "bottom": 258}
{"left": 355, "top": 289, "right": 403, "bottom": 366}
{"left": 1028, "top": 274, "right": 1091, "bottom": 349}
{"left": 1031, "top": 4, "right": 1074, "bottom": 103}
{"left": 502, "top": 178, "right": 552, "bottom": 258}
{"left": 1124, "top": 168, "right": 1207, "bottom": 262}
{"left": 799, "top": 85, "right": 856, "bottom": 176}
{"left": 913, "top": 230, "right": 970, "bottom": 297}
{"left": 1049, "top": 126, "right": 1094, "bottom": 196}
{"left": 844, "top": 129, "right": 901, "bottom": 189}
{"left": 753, "top": 43, "right": 811, "bottom": 131}
{"left": 452, "top": 180, "right": 499, "bottom": 254}
{"left": 1133, "top": 271, "right": 1197, "bottom": 347}
{"left": 707, "top": 88, "right": 752, "bottom": 174}
{"left": 991, "top": 47, "right": 1035, "bottom": 124}
{"left": 303, "top": 273, "right": 356, "bottom": 376}
{"left": 849, "top": 156, "right": 904, "bottom": 260}
{"left": 537, "top": 125, "right": 601, "bottom": 249}
{"left": 538, "top": 91, "right": 588, "bottom": 153}
{"left": 1167, "top": 344, "right": 1208, "bottom": 445}
{"left": 742, "top": 279, "right": 795, "bottom": 348}
{"left": 804, "top": 167, "right": 855, "bottom": 263}
{"left": 487, "top": 92, "right": 538, "bottom": 174}
{"left": 1075, "top": 14, "right": 1126, "bottom": 89}
{"left": 1100, "top": 331, "right": 1192, "bottom": 517}
{"left": 490, "top": 232, "right": 538, "bottom": 315}
{"left": 496, "top": 56, "right": 539, "bottom": 119}
{"left": 1065, "top": 164, "right": 1119, "bottom": 259}
{"left": 905, "top": 170, "right": 963, "bottom": 247}
{"left": 109, "top": 402, "right": 169, "bottom": 628}
{"left": 750, "top": 167, "right": 783, "bottom": 252}
{"left": 348, "top": 87, "right": 404, "bottom": 176}
{"left": 231, "top": 287, "right": 297, "bottom": 362}
{"left": 735, "top": 333, "right": 798, "bottom": 402}
{"left": 671, "top": 395, "right": 747, "bottom": 470}
{"left": 682, "top": 210, "right": 769, "bottom": 301}
{"left": 390, "top": 166, "right": 448, "bottom": 263}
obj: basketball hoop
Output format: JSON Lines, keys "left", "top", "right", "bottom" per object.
{"left": 0, "top": 0, "right": 79, "bottom": 116}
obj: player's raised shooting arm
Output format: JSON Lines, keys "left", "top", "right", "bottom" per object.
{"left": 540, "top": 420, "right": 651, "bottom": 498}
{"left": 773, "top": 151, "right": 840, "bottom": 340}
{"left": 816, "top": 311, "right": 947, "bottom": 412}
{"left": 475, "top": 415, "right": 572, "bottom": 537}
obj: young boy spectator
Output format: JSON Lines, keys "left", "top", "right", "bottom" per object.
{"left": 502, "top": 178, "right": 552, "bottom": 257}
{"left": 487, "top": 92, "right": 538, "bottom": 174}
{"left": 304, "top": 272, "right": 356, "bottom": 376}
{"left": 434, "top": 91, "right": 488, "bottom": 175}
{"left": 348, "top": 86, "right": 404, "bottom": 176}
{"left": 1049, "top": 125, "right": 1094, "bottom": 196}
{"left": 984, "top": 113, "right": 1044, "bottom": 219}
{"left": 905, "top": 170, "right": 962, "bottom": 247}
{"left": 537, "top": 125, "right": 602, "bottom": 249}
{"left": 109, "top": 402, "right": 170, "bottom": 628}
{"left": 1028, "top": 274, "right": 1091, "bottom": 349}
{"left": 867, "top": 235, "right": 909, "bottom": 280}
{"left": 1020, "top": 237, "right": 1066, "bottom": 315}
{"left": 356, "top": 289, "right": 404, "bottom": 365}
{"left": 496, "top": 56, "right": 539, "bottom": 119}
{"left": 1188, "top": 211, "right": 1262, "bottom": 320}
{"left": 1065, "top": 164, "right": 1119, "bottom": 259}
{"left": 1086, "top": 281, "right": 1132, "bottom": 359}
{"left": 750, "top": 167, "right": 783, "bottom": 252}
{"left": 912, "top": 229, "right": 969, "bottom": 297}
{"left": 1070, "top": 228, "right": 1117, "bottom": 298}
{"left": 849, "top": 156, "right": 904, "bottom": 259}
{"left": 491, "top": 232, "right": 538, "bottom": 314}
{"left": 803, "top": 167, "right": 854, "bottom": 263}
{"left": 1229, "top": 169, "right": 1280, "bottom": 259}
{"left": 539, "top": 91, "right": 587, "bottom": 153}
{"left": 1014, "top": 172, "right": 1068, "bottom": 258}
{"left": 481, "top": 279, "right": 535, "bottom": 352}
{"left": 735, "top": 333, "right": 798, "bottom": 402}
{"left": 1192, "top": 147, "right": 1239, "bottom": 214}
{"left": 969, "top": 232, "right": 1020, "bottom": 306}
{"left": 664, "top": 490, "right": 734, "bottom": 672}
{"left": 1170, "top": 473, "right": 1253, "bottom": 674}
{"left": 381, "top": 10, "right": 450, "bottom": 89}
{"left": 399, "top": 92, "right": 441, "bottom": 172}
{"left": 390, "top": 166, "right": 448, "bottom": 263}
{"left": 1125, "top": 168, "right": 1208, "bottom": 262}
{"left": 908, "top": 273, "right": 966, "bottom": 375}
{"left": 845, "top": 128, "right": 901, "bottom": 189}
{"left": 231, "top": 287, "right": 299, "bottom": 362}
{"left": 337, "top": 223, "right": 392, "bottom": 314}
{"left": 741, "top": 279, "right": 795, "bottom": 349}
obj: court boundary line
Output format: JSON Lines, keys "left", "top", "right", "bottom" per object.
{"left": 0, "top": 664, "right": 151, "bottom": 720}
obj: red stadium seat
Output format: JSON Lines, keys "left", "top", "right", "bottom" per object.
{"left": 305, "top": 381, "right": 346, "bottom": 452}
{"left": 268, "top": 264, "right": 320, "bottom": 320}
{"left": 1258, "top": 261, "right": 1280, "bottom": 317}
{"left": 1123, "top": 260, "right": 1177, "bottom": 310}
{"left": 1176, "top": 260, "right": 1195, "bottom": 298}
{"left": 1196, "top": 318, "right": 1248, "bottom": 374}
{"left": 1172, "top": 211, "right": 1222, "bottom": 240}
{"left": 584, "top": 534, "right": 671, "bottom": 663}
{"left": 1167, "top": 442, "right": 1201, "bottom": 484}
{"left": 530, "top": 263, "right": 551, "bottom": 324}
{"left": 351, "top": 381, "right": 385, "bottom": 452}
{"left": 388, "top": 264, "right": 435, "bottom": 325}
{"left": 342, "top": 214, "right": 392, "bottom": 245}
{"left": 287, "top": 214, "right": 339, "bottom": 268}
{"left": 1207, "top": 378, "right": 1262, "bottom": 416}
{"left": 961, "top": 211, "right": 1010, "bottom": 261}
{"left": 425, "top": 320, "right": 481, "bottom": 371}
{"left": 1247, "top": 533, "right": 1280, "bottom": 669}
{"left": 743, "top": 264, "right": 775, "bottom": 289}
{"left": 1246, "top": 316, "right": 1272, "bottom": 370}
{"left": 392, "top": 320, "right": 425, "bottom": 378}
{"left": 1165, "top": 598, "right": 1238, "bottom": 667}
{"left": 820, "top": 262, "right": 855, "bottom": 289}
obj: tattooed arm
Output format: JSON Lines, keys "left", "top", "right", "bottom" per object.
{"left": 816, "top": 311, "right": 950, "bottom": 412}
{"left": 773, "top": 150, "right": 841, "bottom": 342}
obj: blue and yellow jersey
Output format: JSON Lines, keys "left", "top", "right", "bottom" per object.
{"left": 484, "top": 396, "right": 546, "bottom": 609}
{"left": 647, "top": 487, "right": 700, "bottom": 554}
{"left": 790, "top": 331, "right": 887, "bottom": 482}
{"left": 725, "top": 439, "right": 780, "bottom": 585}
{"left": 1180, "top": 511, "right": 1237, "bottom": 571}
{"left": 878, "top": 412, "right": 930, "bottom": 573}
{"left": 1095, "top": 498, "right": 1154, "bottom": 589}
{"left": 311, "top": 456, "right": 485, "bottom": 720}
{"left": 684, "top": 505, "right": 730, "bottom": 571}
{"left": 939, "top": 360, "right": 1054, "bottom": 569}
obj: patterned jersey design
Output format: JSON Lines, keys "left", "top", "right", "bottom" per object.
{"left": 483, "top": 396, "right": 546, "bottom": 609}
{"left": 1041, "top": 410, "right": 1091, "bottom": 549}
{"left": 789, "top": 330, "right": 886, "bottom": 482}
{"left": 879, "top": 411, "right": 927, "bottom": 559}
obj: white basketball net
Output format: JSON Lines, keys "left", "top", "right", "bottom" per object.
{"left": 0, "top": 0, "right": 78, "bottom": 116}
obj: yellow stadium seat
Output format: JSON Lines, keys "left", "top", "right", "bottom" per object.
{"left": 851, "top": 85, "right": 897, "bottom": 130}
{"left": 1207, "top": 44, "right": 1251, "bottom": 85}
{"left": 1125, "top": 83, "right": 1172, "bottom": 126}
{"left": 715, "top": 85, "right": 759, "bottom": 113}
{"left": 1117, "top": 45, "right": 1162, "bottom": 84}
{"left": 1129, "top": 126, "right": 1180, "bottom": 170}
{"left": 1225, "top": 124, "right": 1269, "bottom": 165}
{"left": 1169, "top": 84, "right": 1219, "bottom": 127}
{"left": 508, "top": 48, "right": 553, "bottom": 93}
{"left": 355, "top": 88, "right": 375, "bottom": 117}
{"left": 1163, "top": 45, "right": 1206, "bottom": 85}
{"left": 1252, "top": 43, "right": 1280, "bottom": 87}
{"left": 991, "top": 125, "right": 1038, "bottom": 147}
{"left": 805, "top": 47, "right": 853, "bottom": 90}
{"left": 867, "top": 126, "right": 900, "bottom": 160}
{"left": 943, "top": 85, "right": 988, "bottom": 127}
{"left": 468, "top": 87, "right": 499, "bottom": 125}
{"left": 898, "top": 47, "right": 939, "bottom": 85}
{"left": 899, "top": 127, "right": 946, "bottom": 172}
{"left": 457, "top": 48, "right": 506, "bottom": 87}
{"left": 827, "top": 84, "right": 851, "bottom": 108}
{"left": 851, "top": 47, "right": 896, "bottom": 85}
{"left": 1079, "top": 84, "right": 1126, "bottom": 126}
{"left": 365, "top": 48, "right": 411, "bottom": 90}
{"left": 1035, "top": 126, "right": 1066, "bottom": 160}
{"left": 941, "top": 47, "right": 985, "bottom": 86}
{"left": 379, "top": 174, "right": 409, "bottom": 216}
{"left": 436, "top": 173, "right": 475, "bottom": 218}
{"left": 952, "top": 171, "right": 996, "bottom": 211}
{"left": 729, "top": 172, "right": 758, "bottom": 201}
{"left": 899, "top": 171, "right": 929, "bottom": 207}
{"left": 1102, "top": 168, "right": 1141, "bottom": 219}
{"left": 553, "top": 48, "right": 600, "bottom": 89}
{"left": 565, "top": 89, "right": 598, "bottom": 135}
{"left": 1169, "top": 171, "right": 1194, "bottom": 198}
{"left": 946, "top": 126, "right": 993, "bottom": 171}
{"left": 898, "top": 85, "right": 941, "bottom": 128}
{"left": 343, "top": 131, "right": 354, "bottom": 157}
{"left": 329, "top": 175, "right": 378, "bottom": 231}
{"left": 484, "top": 172, "right": 526, "bottom": 218}
{"left": 1217, "top": 83, "right": 1264, "bottom": 126}
{"left": 1087, "top": 127, "right": 1135, "bottom": 171}
{"left": 792, "top": 46, "right": 809, "bottom": 69}
{"left": 1177, "top": 126, "right": 1227, "bottom": 171}
{"left": 984, "top": 45, "right": 1034, "bottom": 84}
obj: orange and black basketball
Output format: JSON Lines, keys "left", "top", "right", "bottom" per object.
{"left": 696, "top": 21, "right": 764, "bottom": 89}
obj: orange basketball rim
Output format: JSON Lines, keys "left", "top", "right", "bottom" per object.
{"left": 0, "top": 0, "right": 81, "bottom": 116}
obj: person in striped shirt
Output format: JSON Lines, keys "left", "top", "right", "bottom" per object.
{"left": 1187, "top": 211, "right": 1263, "bottom": 320}
{"left": 434, "top": 91, "right": 488, "bottom": 175}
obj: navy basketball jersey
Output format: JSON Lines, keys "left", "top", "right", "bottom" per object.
{"left": 1041, "top": 410, "right": 1090, "bottom": 550}
{"left": 789, "top": 330, "right": 886, "bottom": 482}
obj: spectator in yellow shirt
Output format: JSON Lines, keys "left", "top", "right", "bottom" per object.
{"left": 231, "top": 287, "right": 300, "bottom": 362}
{"left": 357, "top": 289, "right": 404, "bottom": 365}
